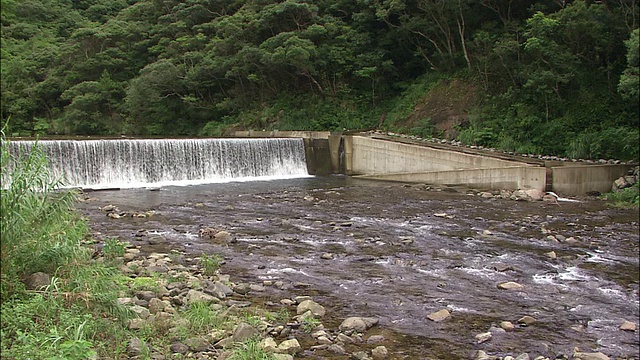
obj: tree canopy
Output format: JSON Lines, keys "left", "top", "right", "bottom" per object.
{"left": 1, "top": 0, "right": 638, "bottom": 159}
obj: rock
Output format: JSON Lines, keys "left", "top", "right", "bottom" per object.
{"left": 327, "top": 344, "right": 347, "bottom": 355}
{"left": 336, "top": 333, "right": 354, "bottom": 344}
{"left": 276, "top": 339, "right": 301, "bottom": 354}
{"left": 148, "top": 298, "right": 165, "bottom": 314}
{"left": 426, "top": 309, "right": 451, "bottom": 322}
{"left": 498, "top": 281, "right": 524, "bottom": 290}
{"left": 273, "top": 354, "right": 294, "bottom": 360}
{"left": 511, "top": 190, "right": 531, "bottom": 201}
{"left": 542, "top": 194, "right": 558, "bottom": 203}
{"left": 184, "top": 336, "right": 210, "bottom": 352}
{"left": 524, "top": 189, "right": 544, "bottom": 201}
{"left": 208, "top": 282, "right": 234, "bottom": 299}
{"left": 339, "top": 317, "right": 379, "bottom": 332}
{"left": 475, "top": 332, "right": 492, "bottom": 344}
{"left": 214, "top": 230, "right": 232, "bottom": 243}
{"left": 169, "top": 342, "right": 189, "bottom": 354}
{"left": 128, "top": 318, "right": 146, "bottom": 330}
{"left": 500, "top": 321, "right": 515, "bottom": 331}
{"left": 128, "top": 337, "right": 145, "bottom": 356}
{"left": 372, "top": 345, "right": 388, "bottom": 359}
{"left": 367, "top": 335, "right": 386, "bottom": 343}
{"left": 297, "top": 299, "right": 326, "bottom": 317}
{"left": 231, "top": 323, "right": 258, "bottom": 343}
{"left": 474, "top": 350, "right": 497, "bottom": 360}
{"left": 130, "top": 305, "right": 150, "bottom": 319}
{"left": 260, "top": 337, "right": 278, "bottom": 352}
{"left": 186, "top": 289, "right": 216, "bottom": 304}
{"left": 352, "top": 351, "right": 372, "bottom": 360}
{"left": 517, "top": 315, "right": 537, "bottom": 326}
{"left": 320, "top": 253, "right": 334, "bottom": 260}
{"left": 620, "top": 320, "right": 637, "bottom": 331}
{"left": 545, "top": 251, "right": 557, "bottom": 259}
{"left": 24, "top": 272, "right": 50, "bottom": 290}
{"left": 515, "top": 354, "right": 530, "bottom": 360}
{"left": 479, "top": 192, "right": 494, "bottom": 198}
{"left": 573, "top": 351, "right": 610, "bottom": 360}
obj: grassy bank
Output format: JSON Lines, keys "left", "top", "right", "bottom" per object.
{"left": 0, "top": 135, "right": 279, "bottom": 359}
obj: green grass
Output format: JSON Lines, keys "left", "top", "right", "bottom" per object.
{"left": 199, "top": 252, "right": 223, "bottom": 276}
{"left": 606, "top": 183, "right": 639, "bottom": 207}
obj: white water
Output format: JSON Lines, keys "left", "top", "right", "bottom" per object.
{"left": 8, "top": 138, "right": 311, "bottom": 189}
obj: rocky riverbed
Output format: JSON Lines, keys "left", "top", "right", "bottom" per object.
{"left": 77, "top": 176, "right": 639, "bottom": 359}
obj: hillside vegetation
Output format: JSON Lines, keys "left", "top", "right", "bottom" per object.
{"left": 1, "top": 0, "right": 638, "bottom": 160}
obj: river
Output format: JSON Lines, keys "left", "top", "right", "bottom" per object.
{"left": 76, "top": 176, "right": 640, "bottom": 359}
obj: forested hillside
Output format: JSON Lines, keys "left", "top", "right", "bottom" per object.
{"left": 1, "top": 0, "right": 638, "bottom": 159}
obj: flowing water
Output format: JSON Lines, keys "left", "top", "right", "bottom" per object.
{"left": 76, "top": 177, "right": 640, "bottom": 359}
{"left": 7, "top": 138, "right": 309, "bottom": 188}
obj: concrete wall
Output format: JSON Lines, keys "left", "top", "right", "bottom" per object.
{"left": 551, "top": 164, "right": 635, "bottom": 195}
{"left": 345, "top": 136, "right": 533, "bottom": 175}
{"left": 357, "top": 166, "right": 547, "bottom": 191}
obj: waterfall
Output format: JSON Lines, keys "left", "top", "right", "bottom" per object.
{"left": 7, "top": 138, "right": 310, "bottom": 189}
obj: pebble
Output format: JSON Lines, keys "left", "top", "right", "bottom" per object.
{"left": 426, "top": 309, "right": 451, "bottom": 322}
{"left": 620, "top": 320, "right": 637, "bottom": 331}
{"left": 498, "top": 281, "right": 524, "bottom": 290}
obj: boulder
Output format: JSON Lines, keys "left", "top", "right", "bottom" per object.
{"left": 339, "top": 317, "right": 379, "bottom": 332}
{"left": 24, "top": 272, "right": 50, "bottom": 290}
{"left": 297, "top": 299, "right": 326, "bottom": 317}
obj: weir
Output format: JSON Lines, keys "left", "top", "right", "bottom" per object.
{"left": 7, "top": 138, "right": 310, "bottom": 189}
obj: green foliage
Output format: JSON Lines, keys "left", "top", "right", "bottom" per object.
{"left": 606, "top": 183, "right": 639, "bottom": 207}
{"left": 103, "top": 238, "right": 126, "bottom": 259}
{"left": 566, "top": 127, "right": 639, "bottom": 160}
{"left": 199, "top": 253, "right": 223, "bottom": 276}
{"left": 182, "top": 302, "right": 223, "bottom": 332}
{"left": 0, "top": 0, "right": 637, "bottom": 160}
{"left": 301, "top": 316, "right": 321, "bottom": 333}
{"left": 228, "top": 338, "right": 276, "bottom": 360}
{"left": 1, "top": 136, "right": 89, "bottom": 299}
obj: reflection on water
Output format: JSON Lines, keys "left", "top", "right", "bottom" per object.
{"left": 77, "top": 176, "right": 640, "bottom": 359}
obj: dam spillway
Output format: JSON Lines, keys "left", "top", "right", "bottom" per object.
{"left": 6, "top": 138, "right": 310, "bottom": 189}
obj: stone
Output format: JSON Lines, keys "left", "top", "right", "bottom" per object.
{"left": 372, "top": 345, "right": 388, "bottom": 359}
{"left": 479, "top": 192, "right": 494, "bottom": 198}
{"left": 499, "top": 321, "right": 515, "bottom": 331}
{"left": 320, "top": 253, "right": 334, "bottom": 260}
{"left": 127, "top": 337, "right": 145, "bottom": 356}
{"left": 169, "top": 342, "right": 189, "bottom": 354}
{"left": 148, "top": 298, "right": 165, "bottom": 314}
{"left": 336, "top": 333, "right": 354, "bottom": 344}
{"left": 474, "top": 350, "right": 497, "bottom": 360}
{"left": 498, "top": 281, "right": 524, "bottom": 290}
{"left": 130, "top": 305, "right": 150, "bottom": 319}
{"left": 517, "top": 315, "right": 537, "bottom": 326}
{"left": 352, "top": 351, "right": 372, "bottom": 360}
{"left": 327, "top": 344, "right": 347, "bottom": 355}
{"left": 184, "top": 336, "right": 210, "bottom": 352}
{"left": 620, "top": 320, "right": 637, "bottom": 331}
{"left": 339, "top": 317, "right": 379, "bottom": 332}
{"left": 367, "top": 335, "right": 386, "bottom": 343}
{"left": 272, "top": 355, "right": 294, "bottom": 360}
{"left": 524, "top": 189, "right": 544, "bottom": 201}
{"left": 276, "top": 339, "right": 301, "bottom": 354}
{"left": 475, "top": 332, "right": 492, "bottom": 344}
{"left": 186, "top": 289, "right": 216, "bottom": 304}
{"left": 573, "top": 351, "right": 610, "bottom": 360}
{"left": 214, "top": 230, "right": 232, "bottom": 243}
{"left": 515, "top": 354, "right": 530, "bottom": 360}
{"left": 260, "top": 337, "right": 278, "bottom": 352}
{"left": 545, "top": 251, "right": 557, "bottom": 259}
{"left": 128, "top": 318, "right": 146, "bottom": 330}
{"left": 209, "top": 282, "right": 233, "bottom": 299}
{"left": 426, "top": 309, "right": 450, "bottom": 322}
{"left": 297, "top": 299, "right": 326, "bottom": 317}
{"left": 24, "top": 272, "right": 50, "bottom": 290}
{"left": 231, "top": 323, "right": 258, "bottom": 343}
{"left": 317, "top": 336, "right": 332, "bottom": 345}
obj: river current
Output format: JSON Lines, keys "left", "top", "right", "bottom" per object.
{"left": 76, "top": 176, "right": 640, "bottom": 359}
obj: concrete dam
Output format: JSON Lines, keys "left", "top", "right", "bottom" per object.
{"left": 234, "top": 130, "right": 637, "bottom": 196}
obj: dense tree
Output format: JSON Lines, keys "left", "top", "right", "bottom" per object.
{"left": 1, "top": 0, "right": 637, "bottom": 159}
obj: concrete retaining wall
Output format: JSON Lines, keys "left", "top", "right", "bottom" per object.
{"left": 357, "top": 166, "right": 547, "bottom": 191}
{"left": 345, "top": 136, "right": 532, "bottom": 175}
{"left": 551, "top": 164, "right": 635, "bottom": 195}
{"left": 232, "top": 130, "right": 330, "bottom": 139}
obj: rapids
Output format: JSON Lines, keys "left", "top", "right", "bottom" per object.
{"left": 77, "top": 177, "right": 640, "bottom": 359}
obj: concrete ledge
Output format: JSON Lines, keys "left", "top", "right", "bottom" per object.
{"left": 232, "top": 131, "right": 331, "bottom": 139}
{"left": 552, "top": 164, "right": 635, "bottom": 195}
{"left": 355, "top": 166, "right": 547, "bottom": 191}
